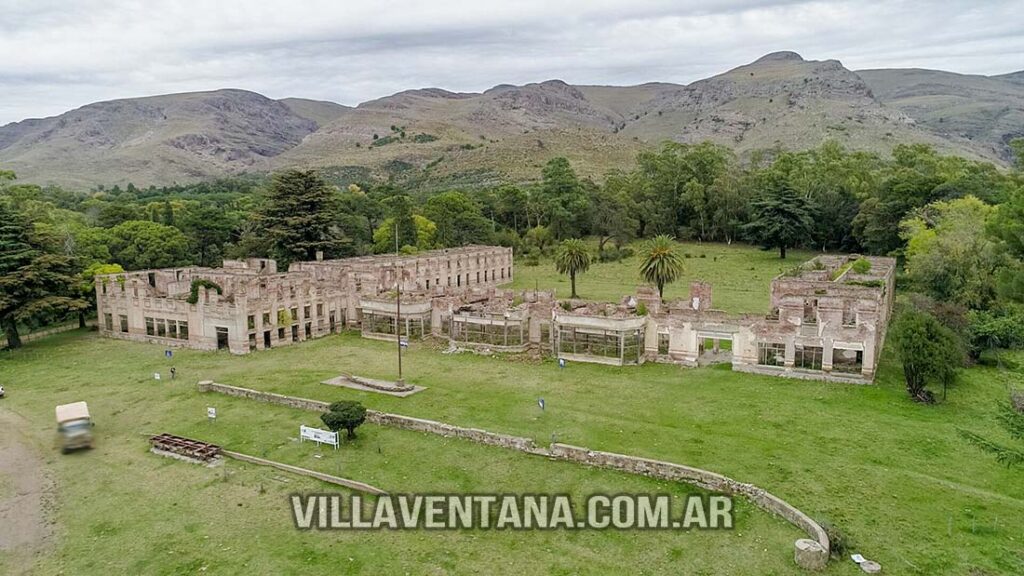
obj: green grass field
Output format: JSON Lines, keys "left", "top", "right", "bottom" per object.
{"left": 2, "top": 332, "right": 804, "bottom": 576}
{"left": 510, "top": 240, "right": 815, "bottom": 312}
{"left": 2, "top": 327, "right": 1022, "bottom": 575}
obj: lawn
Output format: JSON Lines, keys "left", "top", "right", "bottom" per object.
{"left": 2, "top": 328, "right": 1022, "bottom": 575}
{"left": 510, "top": 240, "right": 816, "bottom": 313}
{"left": 3, "top": 331, "right": 806, "bottom": 576}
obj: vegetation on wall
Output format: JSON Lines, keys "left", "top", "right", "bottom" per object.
{"left": 186, "top": 278, "right": 223, "bottom": 305}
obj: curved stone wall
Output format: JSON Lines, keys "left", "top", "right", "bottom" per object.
{"left": 198, "top": 381, "right": 830, "bottom": 568}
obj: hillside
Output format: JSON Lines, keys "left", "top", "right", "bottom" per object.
{"left": 858, "top": 68, "right": 1024, "bottom": 163}
{"left": 0, "top": 89, "right": 327, "bottom": 188}
{"left": 1, "top": 53, "right": 1021, "bottom": 188}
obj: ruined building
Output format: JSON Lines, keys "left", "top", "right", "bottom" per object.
{"left": 97, "top": 248, "right": 894, "bottom": 384}
{"left": 95, "top": 246, "right": 513, "bottom": 354}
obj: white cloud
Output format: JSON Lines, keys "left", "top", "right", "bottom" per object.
{"left": 0, "top": 0, "right": 1021, "bottom": 124}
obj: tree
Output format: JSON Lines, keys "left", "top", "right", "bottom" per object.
{"left": 0, "top": 203, "right": 86, "bottom": 348}
{"left": 422, "top": 191, "right": 492, "bottom": 247}
{"left": 744, "top": 185, "right": 813, "bottom": 259}
{"left": 78, "top": 262, "right": 124, "bottom": 327}
{"left": 259, "top": 170, "right": 348, "bottom": 266}
{"left": 901, "top": 196, "right": 1005, "bottom": 309}
{"left": 590, "top": 177, "right": 636, "bottom": 252}
{"left": 178, "top": 204, "right": 237, "bottom": 267}
{"left": 554, "top": 239, "right": 591, "bottom": 299}
{"left": 889, "top": 307, "right": 962, "bottom": 403}
{"left": 959, "top": 393, "right": 1024, "bottom": 466}
{"left": 320, "top": 400, "right": 367, "bottom": 440}
{"left": 538, "top": 157, "right": 589, "bottom": 238}
{"left": 639, "top": 235, "right": 684, "bottom": 299}
{"left": 373, "top": 215, "right": 437, "bottom": 253}
{"left": 495, "top": 185, "right": 528, "bottom": 233}
{"left": 107, "top": 220, "right": 190, "bottom": 270}
{"left": 524, "top": 225, "right": 554, "bottom": 253}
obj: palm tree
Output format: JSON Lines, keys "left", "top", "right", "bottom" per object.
{"left": 554, "top": 238, "right": 591, "bottom": 298}
{"left": 639, "top": 235, "right": 684, "bottom": 299}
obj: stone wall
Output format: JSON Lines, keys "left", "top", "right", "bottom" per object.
{"left": 223, "top": 450, "right": 387, "bottom": 495}
{"left": 198, "top": 380, "right": 830, "bottom": 567}
{"left": 197, "top": 381, "right": 542, "bottom": 453}
{"left": 1, "top": 319, "right": 95, "bottom": 348}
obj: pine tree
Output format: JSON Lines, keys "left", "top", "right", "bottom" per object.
{"left": 258, "top": 170, "right": 348, "bottom": 266}
{"left": 744, "top": 185, "right": 813, "bottom": 259}
{"left": 0, "top": 203, "right": 86, "bottom": 348}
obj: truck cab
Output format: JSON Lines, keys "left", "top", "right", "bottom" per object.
{"left": 55, "top": 401, "right": 94, "bottom": 453}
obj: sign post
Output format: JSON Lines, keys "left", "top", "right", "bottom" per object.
{"left": 207, "top": 407, "right": 216, "bottom": 421}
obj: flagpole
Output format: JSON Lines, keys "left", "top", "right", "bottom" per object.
{"left": 395, "top": 220, "right": 403, "bottom": 383}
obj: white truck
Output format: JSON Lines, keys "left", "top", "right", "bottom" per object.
{"left": 55, "top": 401, "right": 94, "bottom": 453}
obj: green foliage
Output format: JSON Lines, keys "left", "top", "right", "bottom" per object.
{"left": 321, "top": 400, "right": 368, "bottom": 439}
{"left": 639, "top": 235, "right": 684, "bottom": 299}
{"left": 373, "top": 214, "right": 437, "bottom": 253}
{"left": 554, "top": 238, "right": 591, "bottom": 298}
{"left": 851, "top": 258, "right": 872, "bottom": 274}
{"left": 959, "top": 395, "right": 1024, "bottom": 467}
{"left": 0, "top": 202, "right": 86, "bottom": 347}
{"left": 901, "top": 196, "right": 1005, "bottom": 309}
{"left": 186, "top": 279, "right": 223, "bottom": 305}
{"left": 411, "top": 133, "right": 438, "bottom": 143}
{"left": 743, "top": 184, "right": 813, "bottom": 259}
{"left": 890, "top": 306, "right": 963, "bottom": 402}
{"left": 277, "top": 309, "right": 292, "bottom": 327}
{"left": 258, "top": 169, "right": 349, "bottom": 266}
{"left": 524, "top": 225, "right": 554, "bottom": 253}
{"left": 635, "top": 301, "right": 648, "bottom": 316}
{"left": 422, "top": 191, "right": 491, "bottom": 247}
{"left": 106, "top": 220, "right": 190, "bottom": 270}
{"left": 538, "top": 157, "right": 588, "bottom": 239}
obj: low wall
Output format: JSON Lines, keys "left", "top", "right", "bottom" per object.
{"left": 198, "top": 381, "right": 829, "bottom": 565}
{"left": 223, "top": 450, "right": 387, "bottom": 495}
{"left": 1, "top": 319, "right": 94, "bottom": 348}
{"left": 197, "top": 381, "right": 542, "bottom": 454}
{"left": 548, "top": 444, "right": 829, "bottom": 551}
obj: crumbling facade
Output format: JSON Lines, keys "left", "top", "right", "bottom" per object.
{"left": 96, "top": 246, "right": 513, "bottom": 355}
{"left": 97, "top": 247, "right": 894, "bottom": 383}
{"left": 427, "top": 254, "right": 895, "bottom": 383}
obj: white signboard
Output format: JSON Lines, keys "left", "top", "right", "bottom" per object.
{"left": 300, "top": 425, "right": 339, "bottom": 449}
{"left": 207, "top": 407, "right": 217, "bottom": 419}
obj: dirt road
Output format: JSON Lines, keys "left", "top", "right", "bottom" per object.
{"left": 0, "top": 407, "right": 55, "bottom": 574}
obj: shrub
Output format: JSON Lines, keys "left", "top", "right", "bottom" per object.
{"left": 635, "top": 302, "right": 648, "bottom": 316}
{"left": 851, "top": 258, "right": 872, "bottom": 274}
{"left": 186, "top": 279, "right": 223, "bottom": 304}
{"left": 321, "top": 400, "right": 368, "bottom": 439}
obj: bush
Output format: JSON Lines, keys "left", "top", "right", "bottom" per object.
{"left": 635, "top": 302, "right": 648, "bottom": 316}
{"left": 186, "top": 279, "right": 223, "bottom": 304}
{"left": 321, "top": 400, "right": 368, "bottom": 439}
{"left": 597, "top": 247, "right": 634, "bottom": 263}
{"left": 851, "top": 257, "right": 872, "bottom": 274}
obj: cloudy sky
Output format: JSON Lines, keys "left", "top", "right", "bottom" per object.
{"left": 1, "top": 0, "right": 1022, "bottom": 125}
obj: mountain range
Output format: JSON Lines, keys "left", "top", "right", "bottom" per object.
{"left": 1, "top": 51, "right": 1021, "bottom": 189}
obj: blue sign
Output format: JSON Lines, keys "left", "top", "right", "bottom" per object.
{"left": 558, "top": 358, "right": 566, "bottom": 369}
{"left": 538, "top": 398, "right": 545, "bottom": 411}
{"left": 165, "top": 349, "right": 173, "bottom": 358}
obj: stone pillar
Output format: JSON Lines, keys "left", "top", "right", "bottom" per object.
{"left": 821, "top": 338, "right": 834, "bottom": 372}
{"left": 784, "top": 339, "right": 796, "bottom": 368}
{"left": 794, "top": 539, "right": 828, "bottom": 570}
